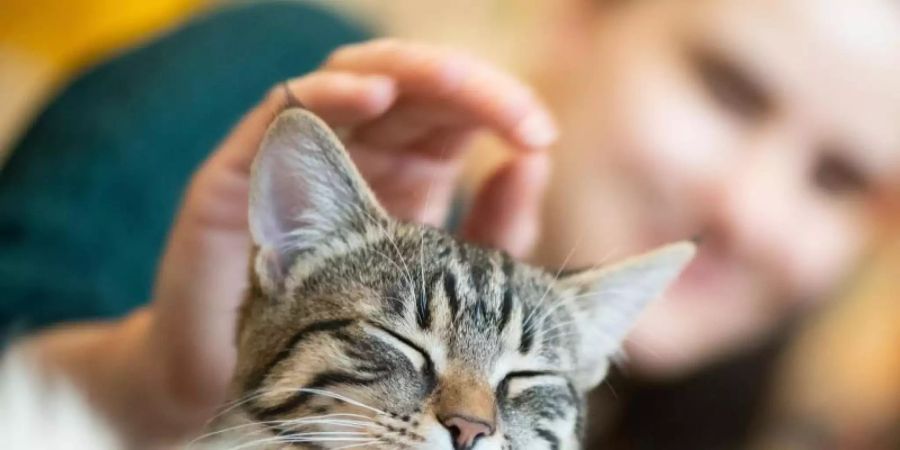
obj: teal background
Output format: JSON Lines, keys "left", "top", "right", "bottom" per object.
{"left": 0, "top": 2, "right": 370, "bottom": 332}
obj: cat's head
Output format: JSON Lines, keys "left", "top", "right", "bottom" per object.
{"left": 222, "top": 108, "right": 694, "bottom": 450}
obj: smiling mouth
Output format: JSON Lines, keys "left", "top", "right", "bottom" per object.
{"left": 666, "top": 247, "right": 736, "bottom": 301}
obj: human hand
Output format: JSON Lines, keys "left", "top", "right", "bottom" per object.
{"left": 145, "top": 39, "right": 557, "bottom": 442}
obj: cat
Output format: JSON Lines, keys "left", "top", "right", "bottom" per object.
{"left": 196, "top": 107, "right": 696, "bottom": 450}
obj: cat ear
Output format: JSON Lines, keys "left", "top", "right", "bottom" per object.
{"left": 557, "top": 242, "right": 696, "bottom": 390}
{"left": 249, "top": 108, "right": 387, "bottom": 291}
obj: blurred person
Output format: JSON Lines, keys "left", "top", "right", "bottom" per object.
{"left": 526, "top": 0, "right": 900, "bottom": 447}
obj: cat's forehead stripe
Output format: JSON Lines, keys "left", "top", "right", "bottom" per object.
{"left": 498, "top": 253, "right": 515, "bottom": 333}
{"left": 443, "top": 271, "right": 461, "bottom": 321}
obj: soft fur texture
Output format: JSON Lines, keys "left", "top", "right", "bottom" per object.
{"left": 200, "top": 108, "right": 695, "bottom": 450}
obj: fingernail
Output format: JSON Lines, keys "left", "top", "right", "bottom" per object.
{"left": 438, "top": 54, "right": 472, "bottom": 91}
{"left": 515, "top": 112, "right": 558, "bottom": 148}
{"left": 367, "top": 75, "right": 397, "bottom": 98}
{"left": 365, "top": 75, "right": 398, "bottom": 110}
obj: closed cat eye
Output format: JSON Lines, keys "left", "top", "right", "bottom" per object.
{"left": 365, "top": 323, "right": 435, "bottom": 374}
{"left": 497, "top": 370, "right": 568, "bottom": 398}
{"left": 503, "top": 370, "right": 564, "bottom": 381}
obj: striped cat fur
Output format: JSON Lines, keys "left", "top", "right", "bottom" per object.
{"left": 200, "top": 108, "right": 695, "bottom": 450}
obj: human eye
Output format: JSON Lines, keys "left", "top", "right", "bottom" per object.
{"left": 812, "top": 149, "right": 871, "bottom": 198}
{"left": 690, "top": 46, "right": 772, "bottom": 122}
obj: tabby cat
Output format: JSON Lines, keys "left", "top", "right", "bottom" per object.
{"left": 204, "top": 108, "right": 694, "bottom": 450}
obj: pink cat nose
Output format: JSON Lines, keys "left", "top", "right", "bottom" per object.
{"left": 441, "top": 415, "right": 494, "bottom": 450}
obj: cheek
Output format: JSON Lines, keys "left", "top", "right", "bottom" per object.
{"left": 780, "top": 202, "right": 868, "bottom": 301}
{"left": 608, "top": 47, "right": 738, "bottom": 194}
{"left": 600, "top": 49, "right": 744, "bottom": 250}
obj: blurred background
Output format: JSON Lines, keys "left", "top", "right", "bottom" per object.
{"left": 1, "top": 1, "right": 898, "bottom": 449}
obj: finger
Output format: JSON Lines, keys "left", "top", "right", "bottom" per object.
{"left": 348, "top": 124, "right": 474, "bottom": 225}
{"left": 461, "top": 153, "right": 551, "bottom": 258}
{"left": 326, "top": 39, "right": 558, "bottom": 150}
{"left": 285, "top": 71, "right": 397, "bottom": 125}
{"left": 349, "top": 101, "right": 457, "bottom": 152}
{"left": 215, "top": 72, "right": 398, "bottom": 174}
{"left": 409, "top": 125, "right": 477, "bottom": 159}
{"left": 350, "top": 100, "right": 478, "bottom": 157}
{"left": 350, "top": 143, "right": 462, "bottom": 226}
{"left": 325, "top": 39, "right": 463, "bottom": 96}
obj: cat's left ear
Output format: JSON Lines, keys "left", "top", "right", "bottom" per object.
{"left": 557, "top": 242, "right": 696, "bottom": 390}
{"left": 248, "top": 108, "right": 388, "bottom": 293}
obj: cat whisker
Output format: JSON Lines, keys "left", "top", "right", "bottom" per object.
{"left": 224, "top": 433, "right": 376, "bottom": 450}
{"left": 539, "top": 326, "right": 580, "bottom": 339}
{"left": 526, "top": 237, "right": 623, "bottom": 338}
{"left": 294, "top": 388, "right": 388, "bottom": 416}
{"left": 529, "top": 294, "right": 578, "bottom": 336}
{"left": 206, "top": 390, "right": 294, "bottom": 427}
{"left": 332, "top": 439, "right": 383, "bottom": 450}
{"left": 530, "top": 284, "right": 647, "bottom": 340}
{"left": 368, "top": 248, "right": 415, "bottom": 289}
{"left": 209, "top": 386, "right": 384, "bottom": 435}
{"left": 538, "top": 320, "right": 580, "bottom": 337}
{"left": 524, "top": 237, "right": 582, "bottom": 335}
{"left": 378, "top": 222, "right": 416, "bottom": 294}
{"left": 357, "top": 208, "right": 416, "bottom": 297}
{"left": 604, "top": 379, "right": 620, "bottom": 400}
{"left": 189, "top": 414, "right": 378, "bottom": 447}
{"left": 281, "top": 436, "right": 378, "bottom": 444}
{"left": 279, "top": 419, "right": 375, "bottom": 431}
{"left": 218, "top": 434, "right": 297, "bottom": 450}
{"left": 540, "top": 332, "right": 581, "bottom": 344}
{"left": 281, "top": 431, "right": 370, "bottom": 437}
{"left": 208, "top": 383, "right": 374, "bottom": 427}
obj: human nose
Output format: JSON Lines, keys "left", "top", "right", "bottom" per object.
{"left": 698, "top": 131, "right": 803, "bottom": 263}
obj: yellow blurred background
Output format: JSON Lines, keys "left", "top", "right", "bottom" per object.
{"left": 0, "top": 0, "right": 548, "bottom": 160}
{"left": 0, "top": 0, "right": 208, "bottom": 161}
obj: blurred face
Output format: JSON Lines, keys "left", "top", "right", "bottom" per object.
{"left": 538, "top": 0, "right": 900, "bottom": 378}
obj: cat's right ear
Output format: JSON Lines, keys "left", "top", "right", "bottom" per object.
{"left": 557, "top": 241, "right": 695, "bottom": 390}
{"left": 248, "top": 108, "right": 387, "bottom": 293}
